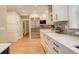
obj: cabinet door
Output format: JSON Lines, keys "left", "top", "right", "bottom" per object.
{"left": 69, "top": 6, "right": 79, "bottom": 29}
{"left": 47, "top": 5, "right": 53, "bottom": 25}
{"left": 58, "top": 44, "right": 76, "bottom": 54}
{"left": 57, "top": 5, "right": 68, "bottom": 21}
{"left": 52, "top": 6, "right": 57, "bottom": 21}
{"left": 52, "top": 5, "right": 68, "bottom": 21}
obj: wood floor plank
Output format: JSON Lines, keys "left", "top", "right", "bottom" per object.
{"left": 10, "top": 37, "right": 45, "bottom": 54}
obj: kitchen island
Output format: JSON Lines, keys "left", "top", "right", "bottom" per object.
{"left": 0, "top": 43, "right": 11, "bottom": 54}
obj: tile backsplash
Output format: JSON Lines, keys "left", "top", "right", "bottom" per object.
{"left": 53, "top": 21, "right": 79, "bottom": 36}
{"left": 54, "top": 21, "right": 68, "bottom": 32}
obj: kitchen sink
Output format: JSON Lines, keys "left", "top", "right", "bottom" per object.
{"left": 74, "top": 45, "right": 79, "bottom": 49}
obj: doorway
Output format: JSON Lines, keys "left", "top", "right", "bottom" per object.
{"left": 23, "top": 20, "right": 29, "bottom": 37}
{"left": 21, "top": 16, "right": 29, "bottom": 38}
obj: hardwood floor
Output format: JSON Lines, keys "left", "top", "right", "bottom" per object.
{"left": 10, "top": 36, "right": 45, "bottom": 54}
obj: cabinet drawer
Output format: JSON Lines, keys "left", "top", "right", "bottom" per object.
{"left": 45, "top": 36, "right": 53, "bottom": 45}
{"left": 50, "top": 42, "right": 60, "bottom": 54}
{"left": 51, "top": 39, "right": 75, "bottom": 54}
{"left": 51, "top": 38, "right": 60, "bottom": 48}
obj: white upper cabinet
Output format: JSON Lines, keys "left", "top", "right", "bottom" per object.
{"left": 69, "top": 6, "right": 79, "bottom": 29}
{"left": 52, "top": 5, "right": 68, "bottom": 22}
{"left": 46, "top": 5, "right": 53, "bottom": 25}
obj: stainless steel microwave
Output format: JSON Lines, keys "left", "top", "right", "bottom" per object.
{"left": 40, "top": 20, "right": 46, "bottom": 24}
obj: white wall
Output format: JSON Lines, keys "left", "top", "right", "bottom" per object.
{"left": 7, "top": 11, "right": 22, "bottom": 42}
{"left": 20, "top": 19, "right": 23, "bottom": 38}
{"left": 0, "top": 6, "right": 7, "bottom": 43}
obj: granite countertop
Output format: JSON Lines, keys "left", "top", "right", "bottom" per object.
{"left": 0, "top": 43, "right": 11, "bottom": 53}
{"left": 40, "top": 29, "right": 79, "bottom": 54}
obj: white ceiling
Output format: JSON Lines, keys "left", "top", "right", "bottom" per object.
{"left": 7, "top": 5, "right": 49, "bottom": 16}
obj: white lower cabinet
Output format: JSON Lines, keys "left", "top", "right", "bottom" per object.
{"left": 51, "top": 40, "right": 75, "bottom": 54}
{"left": 69, "top": 6, "right": 79, "bottom": 29}
{"left": 40, "top": 32, "right": 76, "bottom": 54}
{"left": 58, "top": 43, "right": 76, "bottom": 54}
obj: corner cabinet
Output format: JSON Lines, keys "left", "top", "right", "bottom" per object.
{"left": 52, "top": 5, "right": 68, "bottom": 22}
{"left": 69, "top": 6, "right": 79, "bottom": 29}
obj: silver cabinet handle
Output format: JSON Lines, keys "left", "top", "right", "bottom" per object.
{"left": 53, "top": 47, "right": 59, "bottom": 53}
{"left": 53, "top": 42, "right": 59, "bottom": 47}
